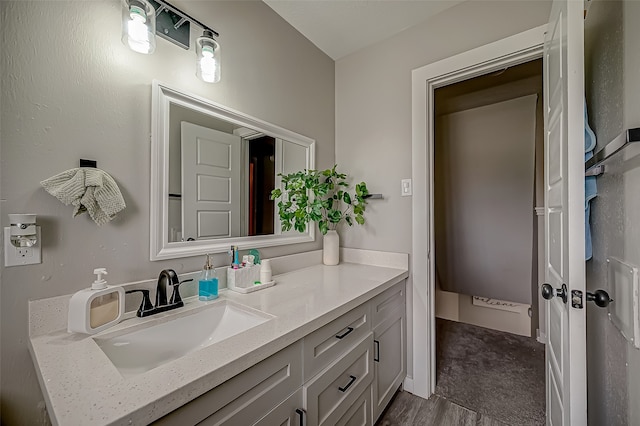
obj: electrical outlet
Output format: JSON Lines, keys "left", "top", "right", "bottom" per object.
{"left": 17, "top": 247, "right": 33, "bottom": 258}
{"left": 4, "top": 227, "right": 41, "bottom": 267}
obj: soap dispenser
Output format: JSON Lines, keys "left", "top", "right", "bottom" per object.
{"left": 68, "top": 268, "right": 125, "bottom": 334}
{"left": 199, "top": 254, "right": 218, "bottom": 301}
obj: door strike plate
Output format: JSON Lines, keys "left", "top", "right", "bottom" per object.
{"left": 571, "top": 290, "right": 584, "bottom": 309}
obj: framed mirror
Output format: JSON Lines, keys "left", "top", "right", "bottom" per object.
{"left": 151, "top": 81, "right": 315, "bottom": 260}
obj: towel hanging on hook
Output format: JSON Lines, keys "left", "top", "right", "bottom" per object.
{"left": 40, "top": 166, "right": 126, "bottom": 226}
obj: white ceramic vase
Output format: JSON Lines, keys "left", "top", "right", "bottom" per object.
{"left": 323, "top": 230, "right": 340, "bottom": 265}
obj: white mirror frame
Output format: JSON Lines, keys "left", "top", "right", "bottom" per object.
{"left": 150, "top": 81, "right": 316, "bottom": 261}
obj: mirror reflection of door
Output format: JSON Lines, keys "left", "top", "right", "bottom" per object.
{"left": 155, "top": 82, "right": 315, "bottom": 257}
{"left": 167, "top": 101, "right": 312, "bottom": 243}
{"left": 274, "top": 138, "right": 309, "bottom": 236}
{"left": 181, "top": 122, "right": 241, "bottom": 241}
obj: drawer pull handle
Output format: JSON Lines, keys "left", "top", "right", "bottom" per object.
{"left": 374, "top": 339, "right": 380, "bottom": 362}
{"left": 338, "top": 375, "right": 357, "bottom": 392}
{"left": 335, "top": 327, "right": 354, "bottom": 339}
{"left": 295, "top": 408, "right": 306, "bottom": 426}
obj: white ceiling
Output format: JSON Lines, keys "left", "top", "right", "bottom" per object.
{"left": 263, "top": 0, "right": 466, "bottom": 60}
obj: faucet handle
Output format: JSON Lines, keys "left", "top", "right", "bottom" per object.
{"left": 169, "top": 279, "right": 193, "bottom": 305}
{"left": 126, "top": 289, "right": 154, "bottom": 317}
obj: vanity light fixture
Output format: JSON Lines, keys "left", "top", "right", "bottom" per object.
{"left": 121, "top": 0, "right": 221, "bottom": 83}
{"left": 121, "top": 0, "right": 156, "bottom": 54}
{"left": 196, "top": 30, "right": 221, "bottom": 83}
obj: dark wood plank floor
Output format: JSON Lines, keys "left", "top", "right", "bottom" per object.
{"left": 376, "top": 391, "right": 508, "bottom": 426}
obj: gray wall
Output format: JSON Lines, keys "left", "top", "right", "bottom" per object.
{"left": 434, "top": 67, "right": 545, "bottom": 336}
{"left": 335, "top": 0, "right": 551, "bottom": 380}
{"left": 0, "top": 1, "right": 334, "bottom": 424}
{"left": 585, "top": 1, "right": 640, "bottom": 424}
{"left": 435, "top": 95, "right": 537, "bottom": 304}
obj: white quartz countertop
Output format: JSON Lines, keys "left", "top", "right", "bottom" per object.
{"left": 29, "top": 249, "right": 408, "bottom": 425}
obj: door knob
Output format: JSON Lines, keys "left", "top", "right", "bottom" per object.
{"left": 586, "top": 289, "right": 613, "bottom": 308}
{"left": 541, "top": 283, "right": 568, "bottom": 304}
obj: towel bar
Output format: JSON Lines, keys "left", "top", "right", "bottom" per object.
{"left": 584, "top": 127, "right": 640, "bottom": 176}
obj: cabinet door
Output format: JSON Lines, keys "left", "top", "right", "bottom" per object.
{"left": 154, "top": 341, "right": 302, "bottom": 425}
{"left": 304, "top": 333, "right": 374, "bottom": 426}
{"left": 255, "top": 389, "right": 304, "bottom": 426}
{"left": 335, "top": 388, "right": 371, "bottom": 426}
{"left": 371, "top": 282, "right": 406, "bottom": 422}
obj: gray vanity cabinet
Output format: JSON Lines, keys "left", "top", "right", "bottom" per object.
{"left": 155, "top": 281, "right": 406, "bottom": 426}
{"left": 153, "top": 341, "right": 303, "bottom": 426}
{"left": 371, "top": 283, "right": 407, "bottom": 422}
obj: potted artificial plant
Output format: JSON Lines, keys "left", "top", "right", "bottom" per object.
{"left": 270, "top": 165, "right": 369, "bottom": 265}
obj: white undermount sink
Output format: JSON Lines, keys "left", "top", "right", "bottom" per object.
{"left": 94, "top": 300, "right": 273, "bottom": 377}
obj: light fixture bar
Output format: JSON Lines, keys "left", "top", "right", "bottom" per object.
{"left": 174, "top": 17, "right": 188, "bottom": 30}
{"left": 122, "top": 0, "right": 221, "bottom": 82}
{"left": 149, "top": 0, "right": 219, "bottom": 51}
{"left": 155, "top": 0, "right": 219, "bottom": 37}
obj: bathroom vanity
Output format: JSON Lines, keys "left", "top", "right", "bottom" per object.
{"left": 28, "top": 249, "right": 408, "bottom": 425}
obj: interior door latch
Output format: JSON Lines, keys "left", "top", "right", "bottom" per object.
{"left": 571, "top": 290, "right": 584, "bottom": 309}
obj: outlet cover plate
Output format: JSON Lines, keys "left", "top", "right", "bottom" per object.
{"left": 4, "top": 227, "right": 41, "bottom": 267}
{"left": 607, "top": 257, "right": 640, "bottom": 349}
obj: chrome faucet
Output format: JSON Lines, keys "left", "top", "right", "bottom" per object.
{"left": 126, "top": 269, "right": 193, "bottom": 318}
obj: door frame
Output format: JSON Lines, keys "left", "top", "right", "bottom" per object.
{"left": 409, "top": 24, "right": 547, "bottom": 398}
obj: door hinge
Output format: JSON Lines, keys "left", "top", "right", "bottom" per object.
{"left": 571, "top": 290, "right": 584, "bottom": 309}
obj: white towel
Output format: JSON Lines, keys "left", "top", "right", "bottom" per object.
{"left": 40, "top": 168, "right": 126, "bottom": 226}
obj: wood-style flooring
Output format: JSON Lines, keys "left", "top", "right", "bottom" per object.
{"left": 375, "top": 391, "right": 508, "bottom": 426}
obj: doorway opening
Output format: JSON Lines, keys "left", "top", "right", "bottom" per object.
{"left": 409, "top": 25, "right": 547, "bottom": 400}
{"left": 247, "top": 135, "right": 276, "bottom": 236}
{"left": 431, "top": 58, "right": 546, "bottom": 423}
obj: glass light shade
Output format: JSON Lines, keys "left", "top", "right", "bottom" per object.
{"left": 122, "top": 0, "right": 156, "bottom": 54}
{"left": 196, "top": 31, "right": 221, "bottom": 83}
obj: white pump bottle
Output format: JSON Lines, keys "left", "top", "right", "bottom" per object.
{"left": 68, "top": 268, "right": 125, "bottom": 334}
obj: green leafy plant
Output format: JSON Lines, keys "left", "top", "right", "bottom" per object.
{"left": 270, "top": 165, "right": 369, "bottom": 235}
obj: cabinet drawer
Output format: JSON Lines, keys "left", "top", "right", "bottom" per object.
{"left": 255, "top": 388, "right": 304, "bottom": 426}
{"left": 303, "top": 303, "right": 370, "bottom": 381}
{"left": 336, "top": 387, "right": 371, "bottom": 426}
{"left": 154, "top": 341, "right": 302, "bottom": 426}
{"left": 304, "top": 333, "right": 374, "bottom": 426}
{"left": 371, "top": 281, "right": 405, "bottom": 329}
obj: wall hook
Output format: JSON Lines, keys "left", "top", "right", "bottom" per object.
{"left": 80, "top": 159, "right": 97, "bottom": 168}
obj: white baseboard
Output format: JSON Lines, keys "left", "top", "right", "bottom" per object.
{"left": 403, "top": 376, "right": 415, "bottom": 394}
{"left": 536, "top": 329, "right": 547, "bottom": 344}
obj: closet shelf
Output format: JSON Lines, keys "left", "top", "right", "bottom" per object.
{"left": 585, "top": 127, "right": 640, "bottom": 176}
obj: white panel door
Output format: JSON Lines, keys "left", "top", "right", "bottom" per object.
{"left": 274, "top": 138, "right": 309, "bottom": 235}
{"left": 181, "top": 122, "right": 241, "bottom": 240}
{"left": 543, "top": 0, "right": 586, "bottom": 424}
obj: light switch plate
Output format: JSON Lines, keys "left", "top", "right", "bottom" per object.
{"left": 4, "top": 227, "right": 41, "bottom": 267}
{"left": 401, "top": 179, "right": 412, "bottom": 196}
